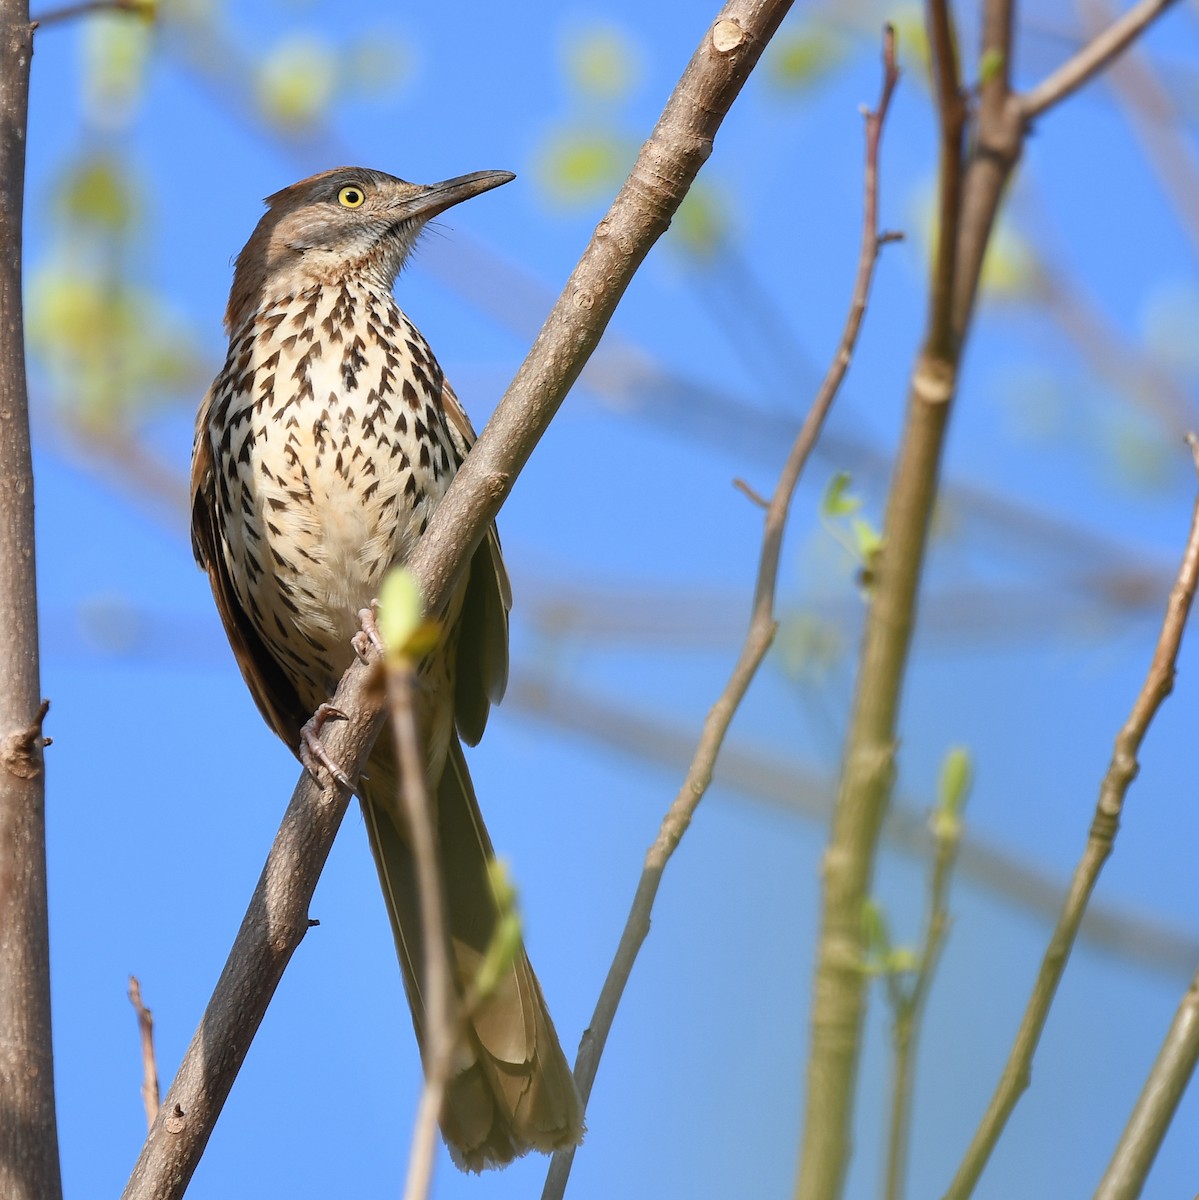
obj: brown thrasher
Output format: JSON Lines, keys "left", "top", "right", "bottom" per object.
{"left": 190, "top": 167, "right": 582, "bottom": 1169}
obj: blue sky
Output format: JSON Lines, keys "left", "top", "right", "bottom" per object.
{"left": 19, "top": 1, "right": 1199, "bottom": 1197}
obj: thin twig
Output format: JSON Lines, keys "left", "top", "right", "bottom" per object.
{"left": 32, "top": 0, "right": 147, "bottom": 26}
{"left": 384, "top": 641, "right": 455, "bottom": 1200}
{"left": 733, "top": 476, "right": 770, "bottom": 508}
{"left": 1020, "top": 0, "right": 1180, "bottom": 120}
{"left": 1095, "top": 965, "right": 1199, "bottom": 1200}
{"left": 121, "top": 4, "right": 793, "bottom": 1197}
{"left": 127, "top": 977, "right": 160, "bottom": 1131}
{"left": 882, "top": 761, "right": 969, "bottom": 1200}
{"left": 943, "top": 434, "right": 1199, "bottom": 1199}
{"left": 543, "top": 26, "right": 900, "bottom": 1200}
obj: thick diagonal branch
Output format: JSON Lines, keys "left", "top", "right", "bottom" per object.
{"left": 121, "top": 4, "right": 794, "bottom": 1198}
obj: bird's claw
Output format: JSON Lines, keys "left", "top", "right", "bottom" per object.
{"left": 300, "top": 702, "right": 352, "bottom": 789}
{"left": 352, "top": 600, "right": 386, "bottom": 663}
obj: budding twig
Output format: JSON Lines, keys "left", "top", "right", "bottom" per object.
{"left": 127, "top": 977, "right": 160, "bottom": 1131}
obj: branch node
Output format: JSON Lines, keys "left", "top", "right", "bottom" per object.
{"left": 711, "top": 17, "right": 746, "bottom": 53}
{"left": 1, "top": 698, "right": 50, "bottom": 780}
{"left": 733, "top": 477, "right": 769, "bottom": 508}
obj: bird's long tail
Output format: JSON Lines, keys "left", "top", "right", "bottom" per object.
{"left": 358, "top": 732, "right": 583, "bottom": 1170}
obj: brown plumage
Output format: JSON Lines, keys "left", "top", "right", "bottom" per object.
{"left": 190, "top": 166, "right": 582, "bottom": 1169}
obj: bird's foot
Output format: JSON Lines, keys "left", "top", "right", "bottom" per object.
{"left": 299, "top": 702, "right": 352, "bottom": 789}
{"left": 352, "top": 600, "right": 386, "bottom": 662}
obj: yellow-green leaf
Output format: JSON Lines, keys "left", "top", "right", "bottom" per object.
{"left": 377, "top": 568, "right": 428, "bottom": 662}
{"left": 671, "top": 183, "right": 728, "bottom": 259}
{"left": 822, "top": 470, "right": 861, "bottom": 517}
{"left": 563, "top": 25, "right": 639, "bottom": 101}
{"left": 978, "top": 48, "right": 1004, "bottom": 84}
{"left": 82, "top": 13, "right": 153, "bottom": 126}
{"left": 474, "top": 860, "right": 523, "bottom": 1000}
{"left": 768, "top": 26, "right": 842, "bottom": 91}
{"left": 256, "top": 34, "right": 338, "bottom": 129}
{"left": 938, "top": 746, "right": 973, "bottom": 816}
{"left": 57, "top": 155, "right": 137, "bottom": 232}
{"left": 536, "top": 127, "right": 631, "bottom": 207}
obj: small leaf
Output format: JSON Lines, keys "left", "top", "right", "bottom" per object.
{"left": 82, "top": 13, "right": 153, "bottom": 126}
{"left": 535, "top": 127, "right": 632, "bottom": 207}
{"left": 980, "top": 222, "right": 1038, "bottom": 299}
{"left": 473, "top": 860, "right": 523, "bottom": 1001}
{"left": 564, "top": 25, "right": 639, "bottom": 101}
{"left": 671, "top": 183, "right": 728, "bottom": 259}
{"left": 821, "top": 471, "right": 861, "bottom": 518}
{"left": 862, "top": 898, "right": 891, "bottom": 960}
{"left": 932, "top": 746, "right": 972, "bottom": 842}
{"left": 256, "top": 33, "right": 338, "bottom": 129}
{"left": 890, "top": 5, "right": 930, "bottom": 75}
{"left": 850, "top": 516, "right": 882, "bottom": 561}
{"left": 57, "top": 154, "right": 136, "bottom": 232}
{"left": 26, "top": 266, "right": 205, "bottom": 423}
{"left": 377, "top": 568, "right": 423, "bottom": 661}
{"left": 938, "top": 746, "right": 973, "bottom": 816}
{"left": 487, "top": 858, "right": 518, "bottom": 910}
{"left": 767, "top": 26, "right": 842, "bottom": 91}
{"left": 978, "top": 48, "right": 1004, "bottom": 84}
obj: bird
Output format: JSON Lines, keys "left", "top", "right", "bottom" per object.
{"left": 189, "top": 166, "right": 583, "bottom": 1169}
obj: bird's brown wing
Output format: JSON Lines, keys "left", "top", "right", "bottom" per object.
{"left": 190, "top": 386, "right": 310, "bottom": 752}
{"left": 439, "top": 379, "right": 512, "bottom": 746}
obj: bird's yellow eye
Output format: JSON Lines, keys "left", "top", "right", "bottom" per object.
{"left": 337, "top": 185, "right": 366, "bottom": 208}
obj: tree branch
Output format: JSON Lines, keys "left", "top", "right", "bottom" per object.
{"left": 943, "top": 435, "right": 1199, "bottom": 1199}
{"left": 1095, "top": 965, "right": 1199, "bottom": 1199}
{"left": 1020, "top": 0, "right": 1180, "bottom": 120}
{"left": 120, "top": 3, "right": 794, "bottom": 1197}
{"left": 32, "top": 0, "right": 149, "bottom": 27}
{"left": 925, "top": 0, "right": 966, "bottom": 356}
{"left": 127, "top": 977, "right": 160, "bottom": 1131}
{"left": 0, "top": 4, "right": 63, "bottom": 1199}
{"left": 979, "top": 0, "right": 1014, "bottom": 118}
{"left": 883, "top": 753, "right": 969, "bottom": 1200}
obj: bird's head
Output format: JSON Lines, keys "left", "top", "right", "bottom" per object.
{"left": 225, "top": 166, "right": 514, "bottom": 332}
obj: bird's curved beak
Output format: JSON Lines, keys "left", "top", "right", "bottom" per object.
{"left": 397, "top": 170, "right": 516, "bottom": 221}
